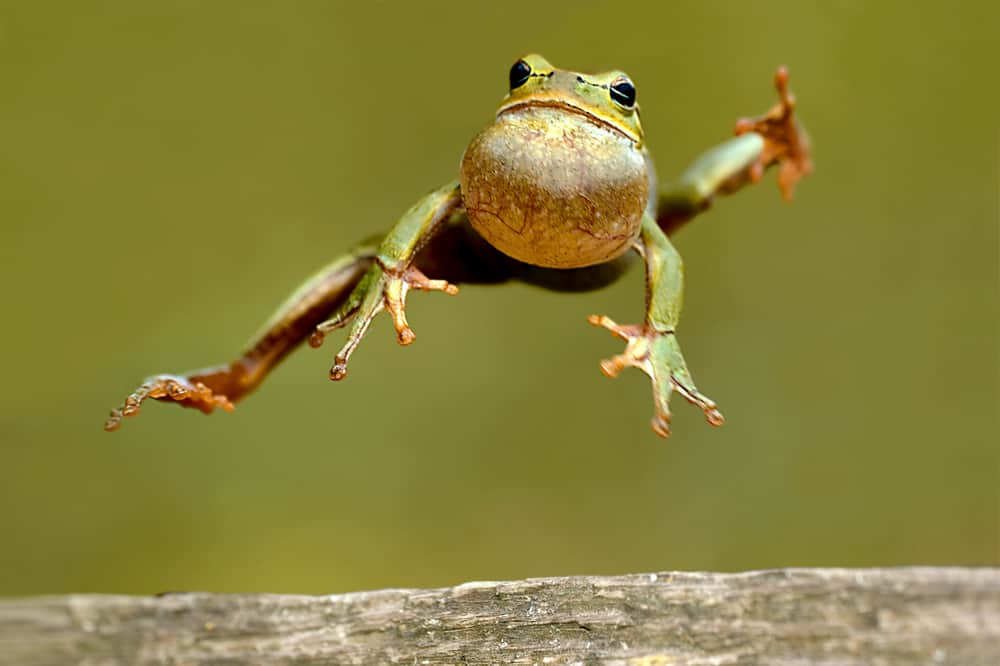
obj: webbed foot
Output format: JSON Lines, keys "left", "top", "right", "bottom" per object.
{"left": 309, "top": 262, "right": 458, "bottom": 380}
{"left": 735, "top": 66, "right": 813, "bottom": 200}
{"left": 588, "top": 315, "right": 724, "bottom": 438}
{"left": 105, "top": 372, "right": 236, "bottom": 432}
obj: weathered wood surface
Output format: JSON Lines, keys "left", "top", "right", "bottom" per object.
{"left": 1, "top": 568, "right": 998, "bottom": 665}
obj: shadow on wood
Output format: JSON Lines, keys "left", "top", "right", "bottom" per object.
{"left": 2, "top": 568, "right": 998, "bottom": 665}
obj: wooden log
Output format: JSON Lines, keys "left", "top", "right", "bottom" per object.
{"left": 2, "top": 568, "right": 998, "bottom": 665}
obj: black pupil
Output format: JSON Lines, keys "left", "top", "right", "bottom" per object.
{"left": 610, "top": 80, "right": 636, "bottom": 108}
{"left": 509, "top": 60, "right": 531, "bottom": 89}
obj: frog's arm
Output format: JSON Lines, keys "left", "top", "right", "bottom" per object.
{"left": 308, "top": 180, "right": 463, "bottom": 379}
{"left": 657, "top": 67, "right": 813, "bottom": 236}
{"left": 105, "top": 181, "right": 465, "bottom": 431}
{"left": 589, "top": 214, "right": 722, "bottom": 438}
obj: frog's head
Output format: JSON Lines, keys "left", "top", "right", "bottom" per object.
{"left": 460, "top": 54, "right": 650, "bottom": 269}
{"left": 498, "top": 54, "right": 644, "bottom": 146}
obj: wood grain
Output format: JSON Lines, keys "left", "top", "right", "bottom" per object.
{"left": 2, "top": 568, "right": 998, "bottom": 665}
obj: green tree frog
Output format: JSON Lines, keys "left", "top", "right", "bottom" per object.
{"left": 106, "top": 54, "right": 811, "bottom": 438}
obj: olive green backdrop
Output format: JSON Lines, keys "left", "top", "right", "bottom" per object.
{"left": 2, "top": 2, "right": 997, "bottom": 596}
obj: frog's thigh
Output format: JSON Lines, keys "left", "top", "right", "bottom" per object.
{"left": 658, "top": 133, "right": 764, "bottom": 223}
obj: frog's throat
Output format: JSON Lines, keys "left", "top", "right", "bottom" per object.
{"left": 497, "top": 99, "right": 639, "bottom": 144}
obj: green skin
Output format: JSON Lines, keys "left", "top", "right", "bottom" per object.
{"left": 105, "top": 55, "right": 811, "bottom": 438}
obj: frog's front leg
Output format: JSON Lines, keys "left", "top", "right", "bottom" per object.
{"left": 308, "top": 181, "right": 463, "bottom": 380}
{"left": 589, "top": 214, "right": 723, "bottom": 438}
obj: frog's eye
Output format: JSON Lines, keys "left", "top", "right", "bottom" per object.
{"left": 609, "top": 77, "right": 637, "bottom": 109}
{"left": 509, "top": 60, "right": 532, "bottom": 90}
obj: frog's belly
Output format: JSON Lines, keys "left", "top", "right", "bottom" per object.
{"left": 459, "top": 108, "right": 649, "bottom": 269}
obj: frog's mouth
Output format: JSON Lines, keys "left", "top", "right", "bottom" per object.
{"left": 497, "top": 99, "right": 638, "bottom": 144}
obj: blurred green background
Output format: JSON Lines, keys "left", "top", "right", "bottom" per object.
{"left": 2, "top": 1, "right": 997, "bottom": 597}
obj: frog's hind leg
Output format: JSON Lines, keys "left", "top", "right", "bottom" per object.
{"left": 105, "top": 241, "right": 379, "bottom": 431}
{"left": 105, "top": 198, "right": 521, "bottom": 432}
{"left": 657, "top": 66, "right": 812, "bottom": 236}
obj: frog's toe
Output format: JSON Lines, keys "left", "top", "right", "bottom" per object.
{"left": 587, "top": 314, "right": 656, "bottom": 380}
{"left": 588, "top": 314, "right": 723, "bottom": 438}
{"left": 385, "top": 265, "right": 459, "bottom": 346}
{"left": 650, "top": 362, "right": 724, "bottom": 438}
{"left": 650, "top": 412, "right": 672, "bottom": 439}
{"left": 326, "top": 313, "right": 377, "bottom": 381}
{"left": 587, "top": 314, "right": 642, "bottom": 341}
{"left": 734, "top": 66, "right": 813, "bottom": 201}
{"left": 316, "top": 264, "right": 458, "bottom": 382}
{"left": 669, "top": 374, "right": 725, "bottom": 427}
{"left": 105, "top": 374, "right": 235, "bottom": 431}
{"left": 402, "top": 265, "right": 459, "bottom": 296}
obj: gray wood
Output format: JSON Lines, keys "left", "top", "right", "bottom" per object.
{"left": 1, "top": 568, "right": 998, "bottom": 665}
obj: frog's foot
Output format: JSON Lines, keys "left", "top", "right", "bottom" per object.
{"left": 310, "top": 263, "right": 458, "bottom": 380}
{"left": 104, "top": 374, "right": 236, "bottom": 432}
{"left": 588, "top": 315, "right": 724, "bottom": 438}
{"left": 735, "top": 66, "right": 814, "bottom": 201}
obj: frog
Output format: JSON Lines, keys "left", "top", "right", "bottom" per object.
{"left": 105, "top": 54, "right": 812, "bottom": 438}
